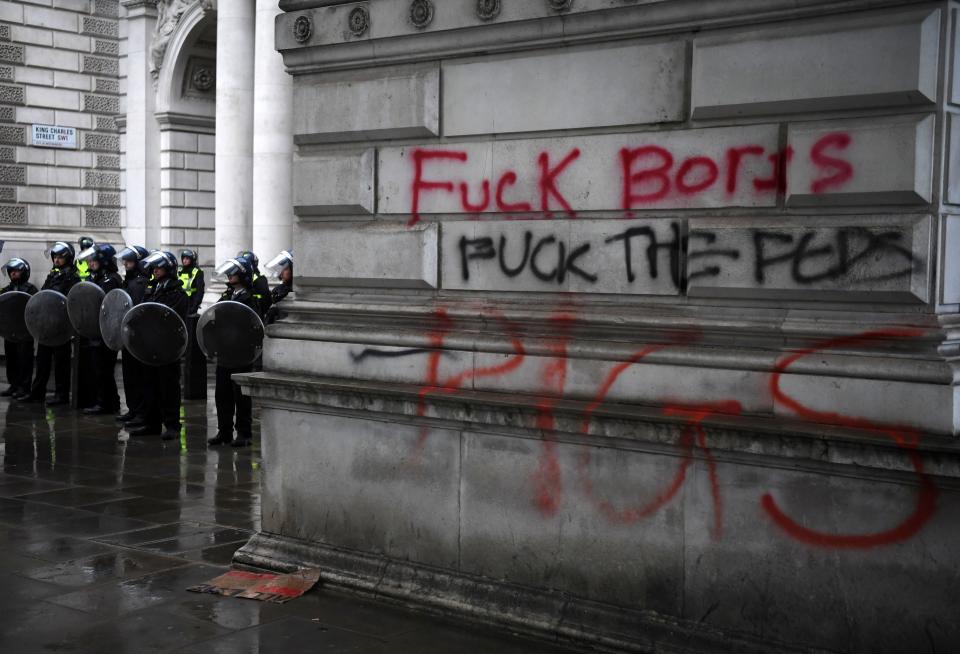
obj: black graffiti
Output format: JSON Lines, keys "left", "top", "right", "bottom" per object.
{"left": 454, "top": 223, "right": 919, "bottom": 290}
{"left": 604, "top": 222, "right": 682, "bottom": 288}
{"left": 350, "top": 347, "right": 456, "bottom": 363}
{"left": 459, "top": 232, "right": 597, "bottom": 284}
{"left": 686, "top": 230, "right": 740, "bottom": 282}
{"left": 751, "top": 227, "right": 917, "bottom": 284}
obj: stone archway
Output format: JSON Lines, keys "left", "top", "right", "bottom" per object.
{"left": 152, "top": 1, "right": 217, "bottom": 267}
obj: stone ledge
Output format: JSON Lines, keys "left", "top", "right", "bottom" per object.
{"left": 277, "top": 0, "right": 932, "bottom": 73}
{"left": 233, "top": 531, "right": 804, "bottom": 654}
{"left": 234, "top": 372, "right": 960, "bottom": 481}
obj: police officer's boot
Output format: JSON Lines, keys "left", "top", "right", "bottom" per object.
{"left": 207, "top": 432, "right": 232, "bottom": 446}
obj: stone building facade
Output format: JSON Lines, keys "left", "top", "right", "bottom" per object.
{"left": 230, "top": 0, "right": 960, "bottom": 652}
{"left": 3, "top": 0, "right": 960, "bottom": 651}
{"left": 0, "top": 0, "right": 293, "bottom": 272}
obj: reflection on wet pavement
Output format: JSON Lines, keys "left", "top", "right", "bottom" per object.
{"left": 0, "top": 385, "right": 578, "bottom": 653}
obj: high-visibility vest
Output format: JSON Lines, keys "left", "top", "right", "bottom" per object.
{"left": 178, "top": 266, "right": 199, "bottom": 296}
{"left": 252, "top": 272, "right": 263, "bottom": 300}
{"left": 75, "top": 260, "right": 89, "bottom": 280}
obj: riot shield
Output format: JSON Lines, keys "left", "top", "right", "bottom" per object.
{"left": 121, "top": 302, "right": 188, "bottom": 366}
{"left": 24, "top": 289, "right": 71, "bottom": 347}
{"left": 196, "top": 301, "right": 265, "bottom": 368}
{"left": 66, "top": 281, "right": 106, "bottom": 341}
{"left": 0, "top": 291, "right": 32, "bottom": 343}
{"left": 99, "top": 288, "right": 133, "bottom": 352}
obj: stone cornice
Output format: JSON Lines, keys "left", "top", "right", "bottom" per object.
{"left": 275, "top": 0, "right": 934, "bottom": 74}
{"left": 234, "top": 371, "right": 960, "bottom": 481}
{"left": 121, "top": 0, "right": 158, "bottom": 18}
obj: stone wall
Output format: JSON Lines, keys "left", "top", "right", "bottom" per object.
{"left": 0, "top": 0, "right": 123, "bottom": 266}
{"left": 236, "top": 0, "right": 959, "bottom": 651}
{"left": 159, "top": 127, "right": 215, "bottom": 265}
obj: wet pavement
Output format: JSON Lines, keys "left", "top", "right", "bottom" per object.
{"left": 0, "top": 385, "right": 575, "bottom": 653}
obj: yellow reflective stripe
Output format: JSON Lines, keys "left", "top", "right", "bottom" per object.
{"left": 75, "top": 260, "right": 89, "bottom": 279}
{"left": 177, "top": 267, "right": 199, "bottom": 296}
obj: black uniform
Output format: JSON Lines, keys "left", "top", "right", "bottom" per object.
{"left": 140, "top": 277, "right": 188, "bottom": 433}
{"left": 178, "top": 264, "right": 205, "bottom": 315}
{"left": 28, "top": 266, "right": 79, "bottom": 402}
{"left": 120, "top": 266, "right": 149, "bottom": 419}
{"left": 215, "top": 285, "right": 261, "bottom": 441}
{"left": 251, "top": 272, "right": 272, "bottom": 318}
{"left": 265, "top": 280, "right": 291, "bottom": 325}
{"left": 87, "top": 267, "right": 123, "bottom": 412}
{"left": 1, "top": 279, "right": 38, "bottom": 395}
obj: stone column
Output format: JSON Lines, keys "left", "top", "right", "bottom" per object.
{"left": 214, "top": 0, "right": 256, "bottom": 267}
{"left": 251, "top": 0, "right": 294, "bottom": 262}
{"left": 121, "top": 0, "right": 162, "bottom": 248}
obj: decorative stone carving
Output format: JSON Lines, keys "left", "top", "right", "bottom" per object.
{"left": 476, "top": 0, "right": 500, "bottom": 21}
{"left": 85, "top": 208, "right": 120, "bottom": 227}
{"left": 293, "top": 15, "right": 313, "bottom": 43}
{"left": 191, "top": 65, "right": 214, "bottom": 91}
{"left": 547, "top": 0, "right": 573, "bottom": 11}
{"left": 410, "top": 0, "right": 434, "bottom": 28}
{"left": 150, "top": 0, "right": 211, "bottom": 81}
{"left": 348, "top": 6, "right": 369, "bottom": 36}
{"left": 0, "top": 205, "right": 26, "bottom": 225}
{"left": 183, "top": 57, "right": 216, "bottom": 98}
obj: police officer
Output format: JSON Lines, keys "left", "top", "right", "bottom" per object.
{"left": 236, "top": 251, "right": 272, "bottom": 318}
{"left": 208, "top": 256, "right": 261, "bottom": 448}
{"left": 76, "top": 243, "right": 122, "bottom": 415}
{"left": 1, "top": 258, "right": 38, "bottom": 398}
{"left": 23, "top": 242, "right": 79, "bottom": 405}
{"left": 128, "top": 251, "right": 187, "bottom": 440}
{"left": 264, "top": 250, "right": 292, "bottom": 325}
{"left": 115, "top": 245, "right": 149, "bottom": 423}
{"left": 178, "top": 249, "right": 205, "bottom": 315}
{"left": 76, "top": 236, "right": 94, "bottom": 280}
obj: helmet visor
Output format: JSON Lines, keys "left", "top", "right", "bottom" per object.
{"left": 117, "top": 246, "right": 141, "bottom": 262}
{"left": 264, "top": 251, "right": 293, "bottom": 276}
{"left": 50, "top": 242, "right": 72, "bottom": 259}
{"left": 142, "top": 251, "right": 169, "bottom": 270}
{"left": 216, "top": 259, "right": 245, "bottom": 278}
{"left": 77, "top": 246, "right": 97, "bottom": 262}
{"left": 2, "top": 258, "right": 27, "bottom": 276}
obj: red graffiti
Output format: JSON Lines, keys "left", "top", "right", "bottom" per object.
{"left": 406, "top": 133, "right": 853, "bottom": 222}
{"left": 537, "top": 149, "right": 580, "bottom": 218}
{"left": 809, "top": 132, "right": 853, "bottom": 193}
{"left": 752, "top": 146, "right": 794, "bottom": 193}
{"left": 620, "top": 145, "right": 673, "bottom": 206}
{"left": 763, "top": 328, "right": 938, "bottom": 548}
{"left": 532, "top": 310, "right": 576, "bottom": 516}
{"left": 495, "top": 172, "right": 531, "bottom": 212}
{"left": 409, "top": 149, "right": 468, "bottom": 226}
{"left": 402, "top": 304, "right": 934, "bottom": 549}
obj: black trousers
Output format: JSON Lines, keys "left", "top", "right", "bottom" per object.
{"left": 4, "top": 339, "right": 34, "bottom": 392}
{"left": 215, "top": 365, "right": 252, "bottom": 437}
{"left": 76, "top": 345, "right": 98, "bottom": 408}
{"left": 93, "top": 345, "right": 119, "bottom": 410}
{"left": 143, "top": 362, "right": 181, "bottom": 431}
{"left": 121, "top": 349, "right": 145, "bottom": 416}
{"left": 30, "top": 342, "right": 70, "bottom": 400}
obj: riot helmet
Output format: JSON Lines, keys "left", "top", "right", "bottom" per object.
{"left": 117, "top": 245, "right": 149, "bottom": 263}
{"left": 236, "top": 250, "right": 260, "bottom": 273}
{"left": 264, "top": 250, "right": 293, "bottom": 278}
{"left": 2, "top": 257, "right": 30, "bottom": 282}
{"left": 78, "top": 243, "right": 117, "bottom": 270}
{"left": 217, "top": 257, "right": 253, "bottom": 286}
{"left": 50, "top": 241, "right": 75, "bottom": 264}
{"left": 78, "top": 236, "right": 95, "bottom": 250}
{"left": 141, "top": 250, "right": 178, "bottom": 276}
{"left": 180, "top": 249, "right": 198, "bottom": 267}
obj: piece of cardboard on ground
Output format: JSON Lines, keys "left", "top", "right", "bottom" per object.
{"left": 187, "top": 567, "right": 321, "bottom": 603}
